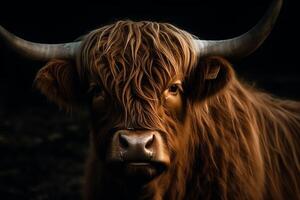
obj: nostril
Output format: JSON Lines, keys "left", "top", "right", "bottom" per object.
{"left": 145, "top": 134, "right": 155, "bottom": 149}
{"left": 119, "top": 134, "right": 129, "bottom": 149}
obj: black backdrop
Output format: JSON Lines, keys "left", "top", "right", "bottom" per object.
{"left": 0, "top": 0, "right": 299, "bottom": 199}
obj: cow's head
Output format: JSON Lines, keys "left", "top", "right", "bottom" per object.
{"left": 33, "top": 22, "right": 238, "bottom": 185}
{"left": 0, "top": 0, "right": 282, "bottom": 190}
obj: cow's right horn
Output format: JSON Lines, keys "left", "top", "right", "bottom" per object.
{"left": 0, "top": 26, "right": 81, "bottom": 61}
{"left": 194, "top": 0, "right": 283, "bottom": 60}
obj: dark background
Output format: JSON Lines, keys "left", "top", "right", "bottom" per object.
{"left": 0, "top": 0, "right": 299, "bottom": 199}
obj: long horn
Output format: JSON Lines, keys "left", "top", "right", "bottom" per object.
{"left": 0, "top": 25, "right": 81, "bottom": 61}
{"left": 194, "top": 0, "right": 283, "bottom": 59}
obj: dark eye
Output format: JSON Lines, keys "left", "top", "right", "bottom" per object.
{"left": 88, "top": 84, "right": 102, "bottom": 97}
{"left": 168, "top": 84, "right": 179, "bottom": 95}
{"left": 91, "top": 87, "right": 106, "bottom": 107}
{"left": 93, "top": 87, "right": 103, "bottom": 97}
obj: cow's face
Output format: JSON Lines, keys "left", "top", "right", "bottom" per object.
{"left": 78, "top": 22, "right": 197, "bottom": 185}
{"left": 88, "top": 76, "right": 184, "bottom": 184}
{"left": 34, "top": 21, "right": 233, "bottom": 186}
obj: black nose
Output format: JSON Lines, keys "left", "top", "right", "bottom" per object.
{"left": 116, "top": 130, "right": 155, "bottom": 161}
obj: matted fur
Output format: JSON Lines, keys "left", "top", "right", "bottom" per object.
{"left": 78, "top": 20, "right": 197, "bottom": 129}
{"left": 185, "top": 78, "right": 300, "bottom": 199}
{"left": 35, "top": 20, "right": 300, "bottom": 200}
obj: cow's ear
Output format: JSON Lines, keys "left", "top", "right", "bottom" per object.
{"left": 34, "top": 59, "right": 81, "bottom": 110}
{"left": 185, "top": 56, "right": 234, "bottom": 101}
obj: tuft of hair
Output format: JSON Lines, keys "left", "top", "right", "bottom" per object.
{"left": 78, "top": 20, "right": 198, "bottom": 128}
{"left": 35, "top": 59, "right": 80, "bottom": 112}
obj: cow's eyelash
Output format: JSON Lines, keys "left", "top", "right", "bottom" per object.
{"left": 88, "top": 84, "right": 103, "bottom": 96}
{"left": 166, "top": 83, "right": 183, "bottom": 92}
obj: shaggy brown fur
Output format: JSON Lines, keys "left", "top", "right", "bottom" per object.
{"left": 34, "top": 20, "right": 300, "bottom": 200}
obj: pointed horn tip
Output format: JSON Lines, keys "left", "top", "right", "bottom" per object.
{"left": 0, "top": 25, "right": 82, "bottom": 61}
{"left": 194, "top": 0, "right": 283, "bottom": 60}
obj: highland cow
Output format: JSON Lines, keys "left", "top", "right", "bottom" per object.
{"left": 0, "top": 0, "right": 299, "bottom": 199}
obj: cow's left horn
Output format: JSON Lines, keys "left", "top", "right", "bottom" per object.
{"left": 194, "top": 0, "right": 283, "bottom": 59}
{"left": 0, "top": 25, "right": 81, "bottom": 61}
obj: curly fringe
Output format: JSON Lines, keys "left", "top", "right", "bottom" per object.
{"left": 79, "top": 20, "right": 197, "bottom": 130}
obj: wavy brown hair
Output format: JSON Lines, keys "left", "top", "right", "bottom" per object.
{"left": 35, "top": 20, "right": 300, "bottom": 200}
{"left": 185, "top": 76, "right": 300, "bottom": 199}
{"left": 78, "top": 20, "right": 198, "bottom": 131}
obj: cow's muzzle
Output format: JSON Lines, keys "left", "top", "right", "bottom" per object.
{"left": 107, "top": 129, "right": 170, "bottom": 184}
